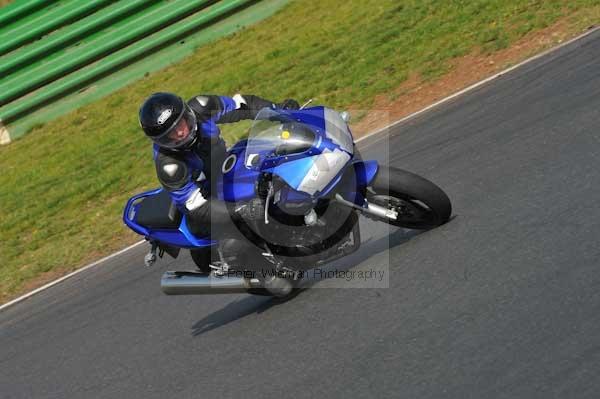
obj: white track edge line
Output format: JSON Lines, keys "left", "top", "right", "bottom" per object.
{"left": 2, "top": 25, "right": 597, "bottom": 312}
{"left": 0, "top": 241, "right": 145, "bottom": 311}
{"left": 355, "top": 25, "right": 599, "bottom": 144}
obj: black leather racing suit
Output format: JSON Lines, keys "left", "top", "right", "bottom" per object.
{"left": 153, "top": 94, "right": 278, "bottom": 238}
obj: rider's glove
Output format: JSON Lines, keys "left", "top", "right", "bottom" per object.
{"left": 277, "top": 99, "right": 300, "bottom": 110}
{"left": 235, "top": 198, "right": 265, "bottom": 221}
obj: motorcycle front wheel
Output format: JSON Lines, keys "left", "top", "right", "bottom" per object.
{"left": 366, "top": 166, "right": 451, "bottom": 229}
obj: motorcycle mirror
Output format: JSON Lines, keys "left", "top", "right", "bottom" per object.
{"left": 340, "top": 111, "right": 351, "bottom": 123}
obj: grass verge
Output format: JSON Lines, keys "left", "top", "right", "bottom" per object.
{"left": 0, "top": 0, "right": 599, "bottom": 303}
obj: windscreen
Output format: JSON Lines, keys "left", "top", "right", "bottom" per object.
{"left": 244, "top": 107, "right": 353, "bottom": 168}
{"left": 245, "top": 108, "right": 316, "bottom": 166}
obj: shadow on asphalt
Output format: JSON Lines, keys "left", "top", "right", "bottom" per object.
{"left": 190, "top": 226, "right": 426, "bottom": 336}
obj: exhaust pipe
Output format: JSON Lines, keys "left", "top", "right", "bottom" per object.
{"left": 335, "top": 194, "right": 398, "bottom": 220}
{"left": 161, "top": 271, "right": 262, "bottom": 295}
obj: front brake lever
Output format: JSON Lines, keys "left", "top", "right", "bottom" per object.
{"left": 264, "top": 182, "right": 273, "bottom": 225}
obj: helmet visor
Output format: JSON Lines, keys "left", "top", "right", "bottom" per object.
{"left": 153, "top": 106, "right": 198, "bottom": 149}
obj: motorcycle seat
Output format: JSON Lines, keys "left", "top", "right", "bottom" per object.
{"left": 135, "top": 190, "right": 182, "bottom": 229}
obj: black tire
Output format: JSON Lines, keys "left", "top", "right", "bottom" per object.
{"left": 367, "top": 166, "right": 451, "bottom": 229}
{"left": 190, "top": 247, "right": 214, "bottom": 274}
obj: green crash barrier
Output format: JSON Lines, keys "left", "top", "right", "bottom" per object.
{"left": 0, "top": 0, "right": 159, "bottom": 77}
{"left": 0, "top": 0, "right": 214, "bottom": 105}
{"left": 0, "top": 0, "right": 116, "bottom": 56}
{"left": 0, "top": 0, "right": 56, "bottom": 30}
{"left": 0, "top": 0, "right": 255, "bottom": 123}
{"left": 0, "top": 0, "right": 291, "bottom": 144}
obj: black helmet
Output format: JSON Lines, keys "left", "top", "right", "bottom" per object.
{"left": 139, "top": 92, "right": 198, "bottom": 150}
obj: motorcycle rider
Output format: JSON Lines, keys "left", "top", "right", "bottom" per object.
{"left": 138, "top": 92, "right": 299, "bottom": 270}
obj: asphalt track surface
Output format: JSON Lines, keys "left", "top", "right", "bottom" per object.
{"left": 2, "top": 30, "right": 600, "bottom": 399}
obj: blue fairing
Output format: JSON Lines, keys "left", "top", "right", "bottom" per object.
{"left": 217, "top": 139, "right": 260, "bottom": 202}
{"left": 243, "top": 107, "right": 354, "bottom": 197}
{"left": 123, "top": 188, "right": 215, "bottom": 248}
{"left": 272, "top": 157, "right": 317, "bottom": 190}
{"left": 354, "top": 160, "right": 379, "bottom": 187}
{"left": 124, "top": 106, "right": 378, "bottom": 249}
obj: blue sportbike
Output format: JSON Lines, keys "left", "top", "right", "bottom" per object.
{"left": 123, "top": 106, "right": 451, "bottom": 297}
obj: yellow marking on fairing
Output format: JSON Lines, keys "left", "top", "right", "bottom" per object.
{"left": 281, "top": 130, "right": 291, "bottom": 139}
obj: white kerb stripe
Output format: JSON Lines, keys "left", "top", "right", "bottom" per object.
{"left": 0, "top": 120, "right": 10, "bottom": 145}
